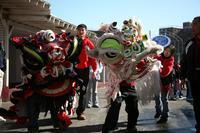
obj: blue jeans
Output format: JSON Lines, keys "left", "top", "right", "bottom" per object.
{"left": 86, "top": 77, "right": 99, "bottom": 106}
{"left": 155, "top": 91, "right": 169, "bottom": 118}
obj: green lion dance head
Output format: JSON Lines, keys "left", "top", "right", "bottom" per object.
{"left": 87, "top": 19, "right": 163, "bottom": 80}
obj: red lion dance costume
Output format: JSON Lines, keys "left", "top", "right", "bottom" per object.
{"left": 0, "top": 30, "right": 82, "bottom": 132}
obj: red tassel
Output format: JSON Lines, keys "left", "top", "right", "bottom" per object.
{"left": 57, "top": 111, "right": 72, "bottom": 128}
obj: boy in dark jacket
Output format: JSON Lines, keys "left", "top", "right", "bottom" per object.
{"left": 180, "top": 16, "right": 200, "bottom": 132}
{"left": 0, "top": 42, "right": 6, "bottom": 102}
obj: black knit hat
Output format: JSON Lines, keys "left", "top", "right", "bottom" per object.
{"left": 76, "top": 24, "right": 87, "bottom": 30}
{"left": 193, "top": 16, "right": 200, "bottom": 23}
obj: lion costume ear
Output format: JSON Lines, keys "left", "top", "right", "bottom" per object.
{"left": 12, "top": 37, "right": 26, "bottom": 48}
{"left": 123, "top": 20, "right": 128, "bottom": 25}
{"left": 99, "top": 22, "right": 120, "bottom": 34}
{"left": 128, "top": 19, "right": 133, "bottom": 26}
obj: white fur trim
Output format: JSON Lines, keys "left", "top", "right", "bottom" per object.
{"left": 185, "top": 41, "right": 193, "bottom": 54}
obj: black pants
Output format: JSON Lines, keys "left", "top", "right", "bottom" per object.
{"left": 102, "top": 87, "right": 139, "bottom": 132}
{"left": 190, "top": 78, "right": 200, "bottom": 130}
{"left": 26, "top": 93, "right": 68, "bottom": 131}
{"left": 26, "top": 93, "right": 45, "bottom": 131}
{"left": 74, "top": 67, "right": 89, "bottom": 115}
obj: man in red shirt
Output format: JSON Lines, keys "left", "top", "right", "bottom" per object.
{"left": 74, "top": 24, "right": 97, "bottom": 120}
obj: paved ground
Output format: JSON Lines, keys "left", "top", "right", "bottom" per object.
{"left": 0, "top": 85, "right": 196, "bottom": 133}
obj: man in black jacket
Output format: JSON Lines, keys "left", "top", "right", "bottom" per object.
{"left": 0, "top": 42, "right": 6, "bottom": 72}
{"left": 180, "top": 16, "right": 200, "bottom": 133}
{"left": 0, "top": 42, "right": 6, "bottom": 104}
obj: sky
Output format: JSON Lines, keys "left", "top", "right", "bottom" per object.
{"left": 46, "top": 0, "right": 200, "bottom": 37}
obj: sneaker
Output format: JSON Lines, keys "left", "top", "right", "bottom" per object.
{"left": 179, "top": 96, "right": 186, "bottom": 100}
{"left": 169, "top": 97, "right": 177, "bottom": 101}
{"left": 93, "top": 105, "right": 100, "bottom": 108}
{"left": 0, "top": 116, "right": 6, "bottom": 122}
{"left": 87, "top": 105, "right": 92, "bottom": 108}
{"left": 154, "top": 112, "right": 161, "bottom": 119}
{"left": 126, "top": 126, "right": 137, "bottom": 133}
{"left": 77, "top": 114, "right": 86, "bottom": 120}
{"left": 156, "top": 117, "right": 167, "bottom": 124}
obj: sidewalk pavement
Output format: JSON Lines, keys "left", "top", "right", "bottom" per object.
{"left": 0, "top": 84, "right": 196, "bottom": 133}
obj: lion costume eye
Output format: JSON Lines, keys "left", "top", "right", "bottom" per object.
{"left": 132, "top": 43, "right": 141, "bottom": 53}
{"left": 132, "top": 41, "right": 146, "bottom": 54}
{"left": 106, "top": 52, "right": 117, "bottom": 58}
{"left": 124, "top": 47, "right": 133, "bottom": 58}
{"left": 99, "top": 38, "right": 124, "bottom": 64}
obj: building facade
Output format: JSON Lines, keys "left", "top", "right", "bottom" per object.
{"left": 159, "top": 22, "right": 192, "bottom": 64}
{"left": 0, "top": 0, "right": 96, "bottom": 88}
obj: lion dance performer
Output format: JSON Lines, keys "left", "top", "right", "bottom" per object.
{"left": 87, "top": 19, "right": 163, "bottom": 133}
{"left": 0, "top": 30, "right": 83, "bottom": 132}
